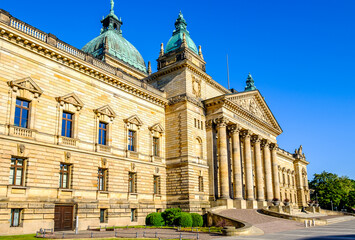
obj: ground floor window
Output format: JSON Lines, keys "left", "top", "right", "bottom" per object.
{"left": 100, "top": 209, "right": 107, "bottom": 223}
{"left": 11, "top": 209, "right": 21, "bottom": 227}
{"left": 131, "top": 208, "right": 137, "bottom": 222}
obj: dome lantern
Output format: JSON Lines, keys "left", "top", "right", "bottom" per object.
{"left": 165, "top": 12, "right": 198, "bottom": 55}
{"left": 82, "top": 0, "right": 147, "bottom": 75}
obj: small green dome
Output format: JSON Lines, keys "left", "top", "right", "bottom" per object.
{"left": 82, "top": 2, "right": 146, "bottom": 74}
{"left": 166, "top": 12, "right": 198, "bottom": 54}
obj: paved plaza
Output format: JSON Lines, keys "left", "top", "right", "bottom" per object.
{"left": 215, "top": 219, "right": 355, "bottom": 240}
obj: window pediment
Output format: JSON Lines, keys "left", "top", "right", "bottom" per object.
{"left": 8, "top": 77, "right": 43, "bottom": 97}
{"left": 94, "top": 105, "right": 116, "bottom": 119}
{"left": 124, "top": 115, "right": 143, "bottom": 127}
{"left": 149, "top": 123, "right": 164, "bottom": 133}
{"left": 56, "top": 93, "right": 84, "bottom": 110}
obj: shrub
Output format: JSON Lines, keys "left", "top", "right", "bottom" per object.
{"left": 176, "top": 212, "right": 193, "bottom": 227}
{"left": 161, "top": 208, "right": 181, "bottom": 226}
{"left": 190, "top": 213, "right": 203, "bottom": 227}
{"left": 145, "top": 212, "right": 165, "bottom": 226}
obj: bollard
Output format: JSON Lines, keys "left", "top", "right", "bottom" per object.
{"left": 209, "top": 227, "right": 211, "bottom": 233}
{"left": 136, "top": 232, "right": 138, "bottom": 238}
{"left": 313, "top": 219, "right": 316, "bottom": 226}
{"left": 180, "top": 232, "right": 182, "bottom": 240}
{"left": 197, "top": 232, "right": 199, "bottom": 240}
{"left": 143, "top": 231, "right": 146, "bottom": 237}
{"left": 91, "top": 232, "right": 93, "bottom": 238}
{"left": 309, "top": 220, "right": 312, "bottom": 227}
{"left": 127, "top": 225, "right": 129, "bottom": 229}
{"left": 115, "top": 231, "right": 118, "bottom": 237}
{"left": 62, "top": 232, "right": 65, "bottom": 239}
{"left": 43, "top": 231, "right": 46, "bottom": 238}
{"left": 155, "top": 232, "right": 157, "bottom": 238}
{"left": 304, "top": 220, "right": 308, "bottom": 228}
{"left": 159, "top": 238, "right": 161, "bottom": 240}
{"left": 36, "top": 232, "right": 38, "bottom": 237}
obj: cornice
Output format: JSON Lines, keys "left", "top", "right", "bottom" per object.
{"left": 147, "top": 59, "right": 230, "bottom": 95}
{"left": 168, "top": 93, "right": 204, "bottom": 108}
{"left": 0, "top": 22, "right": 168, "bottom": 107}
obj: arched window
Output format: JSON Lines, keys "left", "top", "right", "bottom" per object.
{"left": 196, "top": 137, "right": 203, "bottom": 159}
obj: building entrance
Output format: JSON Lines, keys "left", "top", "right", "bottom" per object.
{"left": 54, "top": 205, "right": 73, "bottom": 231}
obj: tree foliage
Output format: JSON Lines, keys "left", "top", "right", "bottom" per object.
{"left": 309, "top": 171, "right": 355, "bottom": 211}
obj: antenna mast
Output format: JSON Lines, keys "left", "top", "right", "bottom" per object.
{"left": 226, "top": 54, "right": 230, "bottom": 90}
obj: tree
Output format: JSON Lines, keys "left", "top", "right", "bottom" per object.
{"left": 309, "top": 171, "right": 355, "bottom": 210}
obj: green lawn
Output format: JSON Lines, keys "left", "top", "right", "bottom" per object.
{"left": 0, "top": 236, "right": 158, "bottom": 240}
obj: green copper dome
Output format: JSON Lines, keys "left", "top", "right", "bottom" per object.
{"left": 165, "top": 12, "right": 198, "bottom": 54}
{"left": 82, "top": 1, "right": 147, "bottom": 73}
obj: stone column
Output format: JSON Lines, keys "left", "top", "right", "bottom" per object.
{"left": 216, "top": 118, "right": 230, "bottom": 199}
{"left": 270, "top": 143, "right": 281, "bottom": 200}
{"left": 242, "top": 131, "right": 254, "bottom": 201}
{"left": 262, "top": 140, "right": 273, "bottom": 201}
{"left": 252, "top": 135, "right": 264, "bottom": 201}
{"left": 229, "top": 125, "right": 242, "bottom": 200}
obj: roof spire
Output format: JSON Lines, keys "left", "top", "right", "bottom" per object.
{"left": 160, "top": 43, "right": 164, "bottom": 57}
{"left": 198, "top": 45, "right": 203, "bottom": 59}
{"left": 244, "top": 72, "right": 257, "bottom": 91}
{"left": 147, "top": 61, "right": 152, "bottom": 75}
{"left": 110, "top": 0, "right": 115, "bottom": 14}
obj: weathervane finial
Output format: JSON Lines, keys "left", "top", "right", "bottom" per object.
{"left": 110, "top": 0, "right": 115, "bottom": 14}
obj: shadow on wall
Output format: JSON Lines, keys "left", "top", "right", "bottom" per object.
{"left": 302, "top": 235, "right": 355, "bottom": 240}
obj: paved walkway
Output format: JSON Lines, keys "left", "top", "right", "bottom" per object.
{"left": 214, "top": 218, "right": 355, "bottom": 240}
{"left": 219, "top": 209, "right": 304, "bottom": 234}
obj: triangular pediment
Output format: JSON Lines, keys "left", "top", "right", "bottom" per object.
{"left": 124, "top": 115, "right": 143, "bottom": 126}
{"left": 149, "top": 123, "right": 164, "bottom": 133}
{"left": 225, "top": 90, "right": 282, "bottom": 133}
{"left": 8, "top": 77, "right": 43, "bottom": 95}
{"left": 56, "top": 93, "right": 84, "bottom": 108}
{"left": 94, "top": 105, "right": 116, "bottom": 118}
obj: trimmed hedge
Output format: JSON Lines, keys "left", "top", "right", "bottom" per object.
{"left": 162, "top": 208, "right": 181, "bottom": 226}
{"left": 145, "top": 212, "right": 165, "bottom": 226}
{"left": 190, "top": 213, "right": 203, "bottom": 227}
{"left": 176, "top": 212, "right": 193, "bottom": 227}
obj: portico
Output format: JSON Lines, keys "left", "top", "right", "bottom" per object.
{"left": 204, "top": 89, "right": 284, "bottom": 209}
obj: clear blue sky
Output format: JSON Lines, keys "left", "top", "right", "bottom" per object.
{"left": 2, "top": 0, "right": 355, "bottom": 179}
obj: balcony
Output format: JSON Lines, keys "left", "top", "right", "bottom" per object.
{"left": 9, "top": 125, "right": 36, "bottom": 139}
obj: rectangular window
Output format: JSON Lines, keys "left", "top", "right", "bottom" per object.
{"left": 153, "top": 176, "right": 160, "bottom": 194}
{"left": 153, "top": 137, "right": 159, "bottom": 157}
{"left": 100, "top": 209, "right": 107, "bottom": 223}
{"left": 10, "top": 209, "right": 21, "bottom": 227}
{"left": 129, "top": 172, "right": 137, "bottom": 193}
{"left": 128, "top": 130, "right": 136, "bottom": 151}
{"left": 59, "top": 163, "right": 70, "bottom": 188}
{"left": 194, "top": 118, "right": 196, "bottom": 128}
{"left": 61, "top": 112, "right": 73, "bottom": 138}
{"left": 14, "top": 99, "right": 30, "bottom": 128}
{"left": 98, "top": 122, "right": 107, "bottom": 145}
{"left": 199, "top": 176, "right": 204, "bottom": 192}
{"left": 201, "top": 121, "right": 203, "bottom": 130}
{"left": 98, "top": 168, "right": 107, "bottom": 191}
{"left": 131, "top": 208, "right": 137, "bottom": 222}
{"left": 9, "top": 157, "right": 24, "bottom": 186}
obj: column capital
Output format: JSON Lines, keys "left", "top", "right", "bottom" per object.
{"left": 205, "top": 119, "right": 213, "bottom": 130}
{"left": 228, "top": 124, "right": 241, "bottom": 134}
{"left": 215, "top": 117, "right": 228, "bottom": 128}
{"left": 269, "top": 143, "right": 278, "bottom": 150}
{"left": 251, "top": 135, "right": 261, "bottom": 143}
{"left": 260, "top": 139, "right": 269, "bottom": 148}
{"left": 240, "top": 129, "right": 252, "bottom": 139}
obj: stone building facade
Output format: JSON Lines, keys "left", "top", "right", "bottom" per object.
{"left": 0, "top": 2, "right": 309, "bottom": 235}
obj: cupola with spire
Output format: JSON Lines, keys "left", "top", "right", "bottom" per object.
{"left": 165, "top": 11, "right": 198, "bottom": 54}
{"left": 82, "top": 0, "right": 147, "bottom": 77}
{"left": 157, "top": 12, "right": 205, "bottom": 72}
{"left": 244, "top": 73, "right": 257, "bottom": 91}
